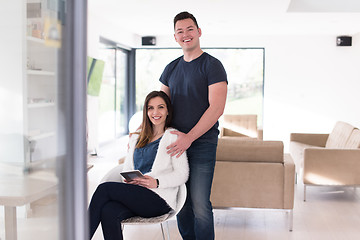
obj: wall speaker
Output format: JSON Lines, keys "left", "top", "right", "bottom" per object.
{"left": 142, "top": 36, "right": 156, "bottom": 46}
{"left": 336, "top": 36, "right": 352, "bottom": 46}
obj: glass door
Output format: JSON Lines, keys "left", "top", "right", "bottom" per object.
{"left": 96, "top": 45, "right": 128, "bottom": 145}
{"left": 0, "top": 0, "right": 88, "bottom": 239}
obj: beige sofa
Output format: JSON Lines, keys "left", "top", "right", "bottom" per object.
{"left": 219, "top": 114, "right": 263, "bottom": 139}
{"left": 211, "top": 137, "right": 295, "bottom": 231}
{"left": 289, "top": 121, "right": 360, "bottom": 201}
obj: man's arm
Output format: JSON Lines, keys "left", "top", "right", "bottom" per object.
{"left": 160, "top": 84, "right": 170, "bottom": 98}
{"left": 167, "top": 81, "right": 227, "bottom": 157}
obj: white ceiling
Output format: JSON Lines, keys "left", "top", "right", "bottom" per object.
{"left": 89, "top": 0, "right": 360, "bottom": 37}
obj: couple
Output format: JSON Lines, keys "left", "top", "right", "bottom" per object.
{"left": 89, "top": 11, "right": 228, "bottom": 240}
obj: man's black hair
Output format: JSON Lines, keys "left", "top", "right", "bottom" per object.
{"left": 174, "top": 11, "right": 199, "bottom": 29}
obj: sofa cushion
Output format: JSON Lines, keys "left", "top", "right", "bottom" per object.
{"left": 289, "top": 141, "right": 318, "bottom": 170}
{"left": 325, "top": 121, "right": 355, "bottom": 149}
{"left": 345, "top": 129, "right": 360, "bottom": 149}
{"left": 216, "top": 138, "right": 283, "bottom": 163}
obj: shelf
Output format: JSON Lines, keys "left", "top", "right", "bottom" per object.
{"left": 26, "top": 36, "right": 45, "bottom": 44}
{"left": 28, "top": 102, "right": 55, "bottom": 108}
{"left": 27, "top": 131, "right": 55, "bottom": 141}
{"left": 27, "top": 70, "right": 55, "bottom": 76}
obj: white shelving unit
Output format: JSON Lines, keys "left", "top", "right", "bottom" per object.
{"left": 25, "top": 0, "right": 58, "bottom": 164}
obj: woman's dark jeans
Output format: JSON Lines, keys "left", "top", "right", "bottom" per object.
{"left": 89, "top": 182, "right": 171, "bottom": 240}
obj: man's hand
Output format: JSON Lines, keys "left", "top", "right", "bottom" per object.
{"left": 166, "top": 130, "right": 192, "bottom": 158}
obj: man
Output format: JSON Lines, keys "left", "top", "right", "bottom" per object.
{"left": 159, "top": 11, "right": 228, "bottom": 240}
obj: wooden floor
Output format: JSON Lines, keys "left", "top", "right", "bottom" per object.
{"left": 2, "top": 138, "right": 360, "bottom": 239}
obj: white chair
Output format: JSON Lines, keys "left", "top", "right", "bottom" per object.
{"left": 100, "top": 164, "right": 187, "bottom": 240}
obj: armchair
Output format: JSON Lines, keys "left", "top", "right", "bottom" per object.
{"left": 289, "top": 121, "right": 360, "bottom": 201}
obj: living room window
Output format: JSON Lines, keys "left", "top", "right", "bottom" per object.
{"left": 96, "top": 43, "right": 128, "bottom": 144}
{"left": 135, "top": 48, "right": 264, "bottom": 126}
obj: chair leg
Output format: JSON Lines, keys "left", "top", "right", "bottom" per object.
{"left": 160, "top": 223, "right": 166, "bottom": 240}
{"left": 288, "top": 209, "right": 293, "bottom": 232}
{"left": 165, "top": 221, "right": 171, "bottom": 239}
{"left": 303, "top": 185, "right": 307, "bottom": 202}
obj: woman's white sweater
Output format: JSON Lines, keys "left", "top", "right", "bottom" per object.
{"left": 122, "top": 127, "right": 189, "bottom": 210}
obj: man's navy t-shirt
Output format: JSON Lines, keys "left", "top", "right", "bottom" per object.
{"left": 159, "top": 52, "right": 227, "bottom": 144}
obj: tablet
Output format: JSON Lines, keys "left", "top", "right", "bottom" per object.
{"left": 120, "top": 170, "right": 144, "bottom": 181}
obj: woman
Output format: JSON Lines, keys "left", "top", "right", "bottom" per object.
{"left": 89, "top": 91, "right": 189, "bottom": 240}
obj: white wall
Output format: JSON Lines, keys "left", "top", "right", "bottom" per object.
{"left": 88, "top": 17, "right": 360, "bottom": 151}
{"left": 261, "top": 34, "right": 360, "bottom": 150}
{"left": 88, "top": 11, "right": 140, "bottom": 56}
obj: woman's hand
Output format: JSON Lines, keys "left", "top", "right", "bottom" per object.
{"left": 125, "top": 175, "right": 158, "bottom": 189}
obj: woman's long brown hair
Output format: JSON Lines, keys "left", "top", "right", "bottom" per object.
{"left": 134, "top": 91, "right": 172, "bottom": 148}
